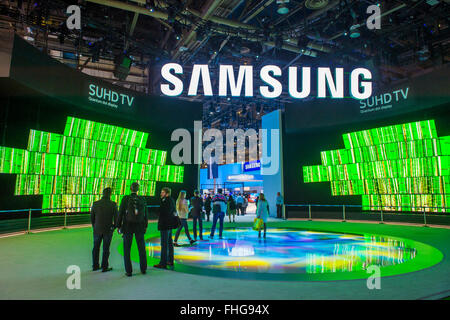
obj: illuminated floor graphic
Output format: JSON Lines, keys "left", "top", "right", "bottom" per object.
{"left": 120, "top": 227, "right": 443, "bottom": 281}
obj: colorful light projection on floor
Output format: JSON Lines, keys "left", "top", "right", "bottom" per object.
{"left": 143, "top": 227, "right": 419, "bottom": 279}
{"left": 303, "top": 120, "right": 450, "bottom": 212}
{"left": 0, "top": 117, "right": 184, "bottom": 212}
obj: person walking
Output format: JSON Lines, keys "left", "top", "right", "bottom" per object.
{"left": 117, "top": 182, "right": 148, "bottom": 277}
{"left": 204, "top": 194, "right": 212, "bottom": 222}
{"left": 256, "top": 193, "right": 270, "bottom": 239}
{"left": 154, "top": 187, "right": 176, "bottom": 270}
{"left": 276, "top": 192, "right": 284, "bottom": 219}
{"left": 190, "top": 190, "right": 204, "bottom": 241}
{"left": 235, "top": 193, "right": 244, "bottom": 216}
{"left": 90, "top": 187, "right": 118, "bottom": 272}
{"left": 227, "top": 194, "right": 237, "bottom": 223}
{"left": 174, "top": 191, "right": 196, "bottom": 246}
{"left": 209, "top": 188, "right": 227, "bottom": 239}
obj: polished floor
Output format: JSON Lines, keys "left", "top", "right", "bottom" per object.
{"left": 0, "top": 219, "right": 449, "bottom": 299}
{"left": 134, "top": 227, "right": 437, "bottom": 281}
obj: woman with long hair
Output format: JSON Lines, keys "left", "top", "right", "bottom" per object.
{"left": 256, "top": 193, "right": 269, "bottom": 238}
{"left": 174, "top": 191, "right": 196, "bottom": 246}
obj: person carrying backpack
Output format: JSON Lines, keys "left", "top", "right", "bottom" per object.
{"left": 117, "top": 182, "right": 148, "bottom": 277}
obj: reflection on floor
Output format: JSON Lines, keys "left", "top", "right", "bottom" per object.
{"left": 147, "top": 227, "right": 417, "bottom": 275}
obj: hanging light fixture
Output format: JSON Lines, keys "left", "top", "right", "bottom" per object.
{"left": 276, "top": 0, "right": 290, "bottom": 15}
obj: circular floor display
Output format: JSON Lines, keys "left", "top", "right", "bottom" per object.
{"left": 120, "top": 227, "right": 443, "bottom": 281}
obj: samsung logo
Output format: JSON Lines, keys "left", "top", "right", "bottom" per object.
{"left": 160, "top": 63, "right": 373, "bottom": 100}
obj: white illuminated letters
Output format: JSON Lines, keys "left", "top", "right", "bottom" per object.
{"left": 160, "top": 63, "right": 372, "bottom": 99}
{"left": 318, "top": 67, "right": 344, "bottom": 98}
{"left": 161, "top": 63, "right": 183, "bottom": 96}
{"left": 219, "top": 65, "right": 253, "bottom": 97}
{"left": 351, "top": 68, "right": 372, "bottom": 99}
{"left": 188, "top": 64, "right": 213, "bottom": 96}
{"left": 260, "top": 65, "right": 282, "bottom": 98}
{"left": 288, "top": 66, "right": 311, "bottom": 99}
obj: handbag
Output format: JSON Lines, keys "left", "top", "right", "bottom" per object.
{"left": 170, "top": 212, "right": 181, "bottom": 229}
{"left": 252, "top": 218, "right": 264, "bottom": 231}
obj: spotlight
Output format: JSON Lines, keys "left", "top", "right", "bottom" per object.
{"left": 349, "top": 25, "right": 360, "bottom": 38}
{"left": 276, "top": 0, "right": 290, "bottom": 14}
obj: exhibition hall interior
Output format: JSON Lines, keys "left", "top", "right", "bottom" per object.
{"left": 0, "top": 0, "right": 450, "bottom": 305}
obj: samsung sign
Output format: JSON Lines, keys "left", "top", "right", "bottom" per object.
{"left": 88, "top": 84, "right": 135, "bottom": 108}
{"left": 160, "top": 63, "right": 373, "bottom": 99}
{"left": 243, "top": 160, "right": 261, "bottom": 172}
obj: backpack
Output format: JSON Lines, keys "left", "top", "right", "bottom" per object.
{"left": 126, "top": 194, "right": 146, "bottom": 223}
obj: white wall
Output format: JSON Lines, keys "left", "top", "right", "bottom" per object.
{"left": 261, "top": 109, "right": 284, "bottom": 218}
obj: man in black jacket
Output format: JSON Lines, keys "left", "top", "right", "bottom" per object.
{"left": 204, "top": 195, "right": 212, "bottom": 222}
{"left": 190, "top": 190, "right": 204, "bottom": 241}
{"left": 91, "top": 187, "right": 118, "bottom": 272}
{"left": 154, "top": 187, "right": 176, "bottom": 269}
{"left": 117, "top": 182, "right": 148, "bottom": 277}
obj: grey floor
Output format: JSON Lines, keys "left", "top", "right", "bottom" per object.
{"left": 0, "top": 219, "right": 449, "bottom": 300}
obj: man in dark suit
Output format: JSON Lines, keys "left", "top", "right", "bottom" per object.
{"left": 91, "top": 187, "right": 118, "bottom": 272}
{"left": 117, "top": 182, "right": 148, "bottom": 277}
{"left": 190, "top": 190, "right": 204, "bottom": 241}
{"left": 154, "top": 187, "right": 176, "bottom": 269}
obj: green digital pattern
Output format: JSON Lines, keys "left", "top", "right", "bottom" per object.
{"left": 0, "top": 117, "right": 184, "bottom": 213}
{"left": 303, "top": 120, "right": 450, "bottom": 213}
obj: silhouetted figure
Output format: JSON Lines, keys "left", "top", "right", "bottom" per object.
{"left": 190, "top": 190, "right": 204, "bottom": 241}
{"left": 91, "top": 187, "right": 117, "bottom": 272}
{"left": 154, "top": 187, "right": 176, "bottom": 269}
{"left": 117, "top": 182, "right": 148, "bottom": 277}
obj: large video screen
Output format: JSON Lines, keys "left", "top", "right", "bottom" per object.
{"left": 283, "top": 68, "right": 450, "bottom": 213}
{"left": 0, "top": 117, "right": 184, "bottom": 213}
{"left": 0, "top": 38, "right": 201, "bottom": 214}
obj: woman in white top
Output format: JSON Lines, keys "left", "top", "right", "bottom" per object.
{"left": 174, "top": 191, "right": 196, "bottom": 246}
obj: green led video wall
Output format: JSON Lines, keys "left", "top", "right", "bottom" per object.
{"left": 0, "top": 117, "right": 184, "bottom": 213}
{"left": 303, "top": 120, "right": 450, "bottom": 213}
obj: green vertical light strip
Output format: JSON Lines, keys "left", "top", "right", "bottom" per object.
{"left": 303, "top": 120, "right": 450, "bottom": 213}
{"left": 0, "top": 117, "right": 184, "bottom": 213}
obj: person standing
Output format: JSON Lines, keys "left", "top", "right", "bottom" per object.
{"left": 91, "top": 187, "right": 118, "bottom": 272}
{"left": 227, "top": 194, "right": 237, "bottom": 223}
{"left": 190, "top": 190, "right": 204, "bottom": 241}
{"left": 256, "top": 193, "right": 270, "bottom": 239}
{"left": 174, "top": 191, "right": 196, "bottom": 246}
{"left": 209, "top": 189, "right": 227, "bottom": 239}
{"left": 117, "top": 182, "right": 148, "bottom": 277}
{"left": 235, "top": 193, "right": 244, "bottom": 216}
{"left": 276, "top": 192, "right": 284, "bottom": 219}
{"left": 154, "top": 187, "right": 176, "bottom": 269}
{"left": 242, "top": 194, "right": 248, "bottom": 215}
{"left": 204, "top": 194, "right": 212, "bottom": 221}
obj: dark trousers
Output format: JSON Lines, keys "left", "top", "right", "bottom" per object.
{"left": 276, "top": 204, "right": 282, "bottom": 219}
{"left": 123, "top": 232, "right": 147, "bottom": 274}
{"left": 258, "top": 223, "right": 267, "bottom": 236}
{"left": 205, "top": 209, "right": 211, "bottom": 221}
{"left": 236, "top": 204, "right": 243, "bottom": 215}
{"left": 210, "top": 212, "right": 225, "bottom": 238}
{"left": 174, "top": 218, "right": 192, "bottom": 242}
{"left": 159, "top": 229, "right": 174, "bottom": 266}
{"left": 92, "top": 231, "right": 113, "bottom": 269}
{"left": 193, "top": 216, "right": 203, "bottom": 240}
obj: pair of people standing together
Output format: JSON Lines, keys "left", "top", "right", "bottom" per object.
{"left": 91, "top": 182, "right": 148, "bottom": 277}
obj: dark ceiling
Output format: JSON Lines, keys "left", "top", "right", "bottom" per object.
{"left": 1, "top": 0, "right": 449, "bottom": 131}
